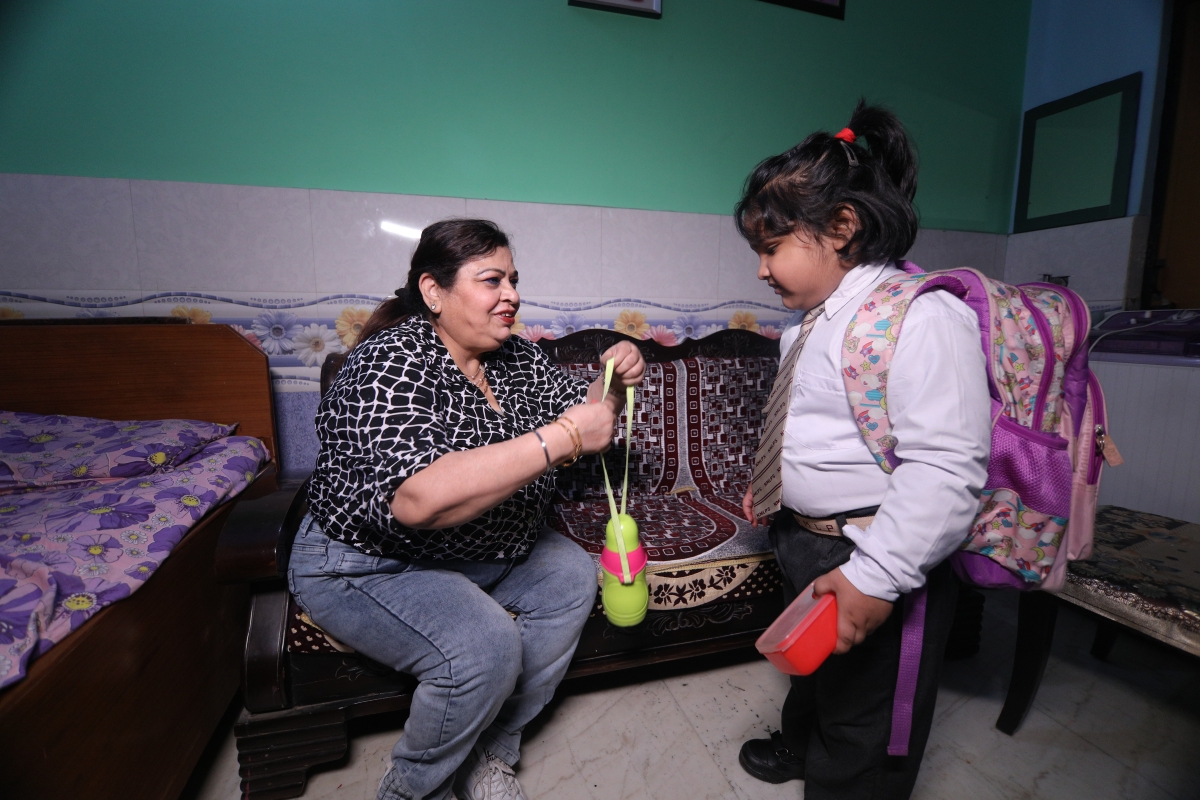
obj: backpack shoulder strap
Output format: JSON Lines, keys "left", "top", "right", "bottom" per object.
{"left": 841, "top": 273, "right": 932, "bottom": 474}
{"left": 841, "top": 267, "right": 998, "bottom": 474}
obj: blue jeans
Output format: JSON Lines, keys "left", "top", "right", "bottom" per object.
{"left": 288, "top": 514, "right": 597, "bottom": 800}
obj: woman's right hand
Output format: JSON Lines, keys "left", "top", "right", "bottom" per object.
{"left": 561, "top": 401, "right": 617, "bottom": 455}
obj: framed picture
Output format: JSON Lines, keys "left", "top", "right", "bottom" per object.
{"left": 1014, "top": 73, "right": 1142, "bottom": 233}
{"left": 756, "top": 0, "right": 844, "bottom": 20}
{"left": 568, "top": 0, "right": 662, "bottom": 19}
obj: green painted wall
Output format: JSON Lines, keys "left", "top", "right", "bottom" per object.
{"left": 0, "top": 0, "right": 1030, "bottom": 232}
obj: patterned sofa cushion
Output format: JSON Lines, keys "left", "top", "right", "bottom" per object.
{"left": 553, "top": 356, "right": 777, "bottom": 501}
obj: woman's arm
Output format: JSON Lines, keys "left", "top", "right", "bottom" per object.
{"left": 391, "top": 340, "right": 644, "bottom": 529}
{"left": 390, "top": 400, "right": 615, "bottom": 529}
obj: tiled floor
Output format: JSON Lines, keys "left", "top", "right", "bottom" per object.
{"left": 190, "top": 592, "right": 1200, "bottom": 800}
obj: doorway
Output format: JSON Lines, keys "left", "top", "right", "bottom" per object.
{"left": 1147, "top": 0, "right": 1200, "bottom": 308}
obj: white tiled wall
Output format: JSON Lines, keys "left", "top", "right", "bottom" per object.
{"left": 0, "top": 172, "right": 1017, "bottom": 306}
{"left": 0, "top": 174, "right": 140, "bottom": 290}
{"left": 1093, "top": 358, "right": 1200, "bottom": 523}
{"left": 0, "top": 171, "right": 1089, "bottom": 477}
{"left": 1005, "top": 216, "right": 1149, "bottom": 310}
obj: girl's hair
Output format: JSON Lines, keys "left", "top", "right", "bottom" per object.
{"left": 356, "top": 218, "right": 511, "bottom": 346}
{"left": 734, "top": 100, "right": 919, "bottom": 264}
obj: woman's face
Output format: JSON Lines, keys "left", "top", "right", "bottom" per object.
{"left": 423, "top": 247, "right": 520, "bottom": 357}
{"left": 755, "top": 227, "right": 853, "bottom": 311}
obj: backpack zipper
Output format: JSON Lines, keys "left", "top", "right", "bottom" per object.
{"left": 1086, "top": 371, "right": 1108, "bottom": 484}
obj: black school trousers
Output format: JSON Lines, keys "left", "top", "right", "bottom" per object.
{"left": 769, "top": 508, "right": 959, "bottom": 800}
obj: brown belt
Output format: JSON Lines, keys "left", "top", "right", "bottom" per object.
{"left": 791, "top": 510, "right": 877, "bottom": 538}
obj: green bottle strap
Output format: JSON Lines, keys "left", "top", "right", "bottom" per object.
{"left": 599, "top": 358, "right": 635, "bottom": 584}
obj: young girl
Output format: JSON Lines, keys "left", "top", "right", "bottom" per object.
{"left": 737, "top": 102, "right": 991, "bottom": 799}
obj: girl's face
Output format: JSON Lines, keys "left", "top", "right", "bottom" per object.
{"left": 756, "top": 227, "right": 854, "bottom": 311}
{"left": 422, "top": 247, "right": 520, "bottom": 358}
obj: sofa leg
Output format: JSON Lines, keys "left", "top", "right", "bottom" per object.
{"left": 995, "top": 592, "right": 1057, "bottom": 736}
{"left": 1090, "top": 618, "right": 1121, "bottom": 661}
{"left": 235, "top": 706, "right": 350, "bottom": 800}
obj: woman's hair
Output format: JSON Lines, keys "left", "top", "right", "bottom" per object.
{"left": 734, "top": 100, "right": 919, "bottom": 264}
{"left": 356, "top": 218, "right": 511, "bottom": 346}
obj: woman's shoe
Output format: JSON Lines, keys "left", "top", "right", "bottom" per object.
{"left": 454, "top": 744, "right": 528, "bottom": 800}
{"left": 738, "top": 731, "right": 805, "bottom": 783}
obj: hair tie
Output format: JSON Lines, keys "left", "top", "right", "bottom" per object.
{"left": 394, "top": 288, "right": 405, "bottom": 298}
{"left": 834, "top": 127, "right": 856, "bottom": 144}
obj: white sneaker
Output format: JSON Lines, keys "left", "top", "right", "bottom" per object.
{"left": 453, "top": 744, "right": 528, "bottom": 800}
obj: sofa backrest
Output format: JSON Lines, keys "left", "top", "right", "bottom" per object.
{"left": 320, "top": 328, "right": 780, "bottom": 501}
{"left": 540, "top": 329, "right": 779, "bottom": 501}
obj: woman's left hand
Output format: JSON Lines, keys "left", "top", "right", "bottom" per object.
{"left": 600, "top": 341, "right": 646, "bottom": 390}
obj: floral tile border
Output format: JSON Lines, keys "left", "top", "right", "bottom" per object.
{"left": 0, "top": 291, "right": 789, "bottom": 393}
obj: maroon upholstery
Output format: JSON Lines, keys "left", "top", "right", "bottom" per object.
{"left": 549, "top": 356, "right": 777, "bottom": 563}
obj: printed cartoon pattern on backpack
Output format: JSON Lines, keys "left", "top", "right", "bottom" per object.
{"left": 840, "top": 265, "right": 1106, "bottom": 590}
{"left": 970, "top": 489, "right": 1068, "bottom": 583}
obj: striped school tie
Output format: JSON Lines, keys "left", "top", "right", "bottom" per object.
{"left": 750, "top": 303, "right": 825, "bottom": 519}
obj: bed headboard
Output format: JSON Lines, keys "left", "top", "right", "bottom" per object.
{"left": 0, "top": 322, "right": 278, "bottom": 487}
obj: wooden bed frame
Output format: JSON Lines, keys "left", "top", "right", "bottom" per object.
{"left": 0, "top": 321, "right": 279, "bottom": 800}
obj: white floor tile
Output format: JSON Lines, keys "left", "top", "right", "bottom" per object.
{"left": 915, "top": 694, "right": 1177, "bottom": 800}
{"left": 189, "top": 601, "right": 1200, "bottom": 800}
{"left": 662, "top": 660, "right": 800, "bottom": 800}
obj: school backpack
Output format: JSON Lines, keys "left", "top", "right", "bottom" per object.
{"left": 840, "top": 262, "right": 1121, "bottom": 592}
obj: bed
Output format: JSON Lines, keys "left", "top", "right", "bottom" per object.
{"left": 0, "top": 320, "right": 279, "bottom": 800}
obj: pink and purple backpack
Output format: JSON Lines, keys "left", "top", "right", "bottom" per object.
{"left": 841, "top": 262, "right": 1122, "bottom": 756}
{"left": 841, "top": 262, "right": 1119, "bottom": 592}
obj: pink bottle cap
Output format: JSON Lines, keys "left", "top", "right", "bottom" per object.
{"left": 599, "top": 545, "right": 648, "bottom": 578}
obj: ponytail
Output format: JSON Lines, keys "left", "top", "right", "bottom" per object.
{"left": 354, "top": 218, "right": 511, "bottom": 349}
{"left": 355, "top": 289, "right": 424, "bottom": 348}
{"left": 735, "top": 99, "right": 919, "bottom": 265}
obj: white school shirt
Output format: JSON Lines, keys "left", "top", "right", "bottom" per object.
{"left": 778, "top": 261, "right": 991, "bottom": 602}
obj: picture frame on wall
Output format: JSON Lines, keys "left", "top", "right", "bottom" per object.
{"left": 755, "top": 0, "right": 845, "bottom": 20}
{"left": 1014, "top": 73, "right": 1142, "bottom": 233}
{"left": 568, "top": 0, "right": 662, "bottom": 19}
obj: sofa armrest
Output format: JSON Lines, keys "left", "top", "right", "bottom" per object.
{"left": 214, "top": 480, "right": 309, "bottom": 584}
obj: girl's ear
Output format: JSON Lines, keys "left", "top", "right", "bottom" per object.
{"left": 829, "top": 205, "right": 861, "bottom": 260}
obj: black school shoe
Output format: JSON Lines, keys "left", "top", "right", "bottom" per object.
{"left": 738, "top": 731, "right": 805, "bottom": 783}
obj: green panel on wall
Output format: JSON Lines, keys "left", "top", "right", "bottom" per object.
{"left": 0, "top": 0, "right": 1030, "bottom": 232}
{"left": 1027, "top": 93, "right": 1123, "bottom": 219}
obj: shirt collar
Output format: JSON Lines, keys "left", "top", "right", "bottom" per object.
{"left": 822, "top": 261, "right": 892, "bottom": 319}
{"left": 409, "top": 315, "right": 510, "bottom": 384}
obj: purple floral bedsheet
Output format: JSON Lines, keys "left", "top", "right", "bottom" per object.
{"left": 0, "top": 411, "right": 269, "bottom": 690}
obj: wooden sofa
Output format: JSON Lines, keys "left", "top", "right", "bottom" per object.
{"left": 0, "top": 320, "right": 279, "bottom": 800}
{"left": 215, "top": 328, "right": 789, "bottom": 800}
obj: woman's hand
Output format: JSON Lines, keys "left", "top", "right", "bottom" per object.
{"left": 600, "top": 341, "right": 646, "bottom": 390}
{"left": 812, "top": 567, "right": 893, "bottom": 654}
{"left": 561, "top": 401, "right": 617, "bottom": 455}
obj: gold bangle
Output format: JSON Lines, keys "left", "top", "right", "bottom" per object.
{"left": 552, "top": 418, "right": 583, "bottom": 466}
{"left": 556, "top": 417, "right": 583, "bottom": 454}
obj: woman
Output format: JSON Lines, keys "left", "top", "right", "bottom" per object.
{"left": 291, "top": 218, "right": 645, "bottom": 800}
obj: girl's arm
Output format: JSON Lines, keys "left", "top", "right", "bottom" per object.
{"left": 816, "top": 294, "right": 991, "bottom": 653}
{"left": 391, "top": 400, "right": 614, "bottom": 529}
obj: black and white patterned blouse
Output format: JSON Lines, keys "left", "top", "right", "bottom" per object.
{"left": 308, "top": 315, "right": 590, "bottom": 560}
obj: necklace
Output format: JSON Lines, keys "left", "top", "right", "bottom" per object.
{"left": 466, "top": 363, "right": 487, "bottom": 390}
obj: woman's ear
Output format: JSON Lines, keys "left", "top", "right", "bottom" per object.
{"left": 418, "top": 273, "right": 440, "bottom": 313}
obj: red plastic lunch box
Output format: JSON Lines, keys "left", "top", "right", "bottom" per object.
{"left": 755, "top": 583, "right": 838, "bottom": 676}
